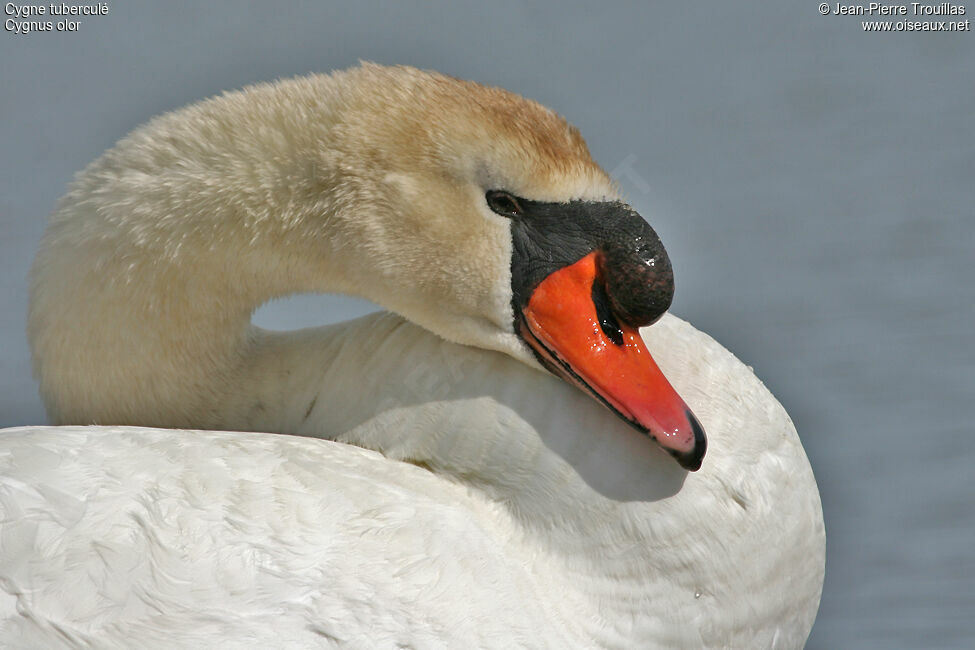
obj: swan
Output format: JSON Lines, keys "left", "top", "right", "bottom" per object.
{"left": 4, "top": 63, "right": 825, "bottom": 647}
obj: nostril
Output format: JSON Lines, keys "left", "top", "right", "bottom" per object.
{"left": 591, "top": 276, "right": 624, "bottom": 346}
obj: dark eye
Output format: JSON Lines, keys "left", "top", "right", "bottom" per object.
{"left": 486, "top": 190, "right": 523, "bottom": 218}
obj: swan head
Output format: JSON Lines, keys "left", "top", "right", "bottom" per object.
{"left": 318, "top": 65, "right": 705, "bottom": 469}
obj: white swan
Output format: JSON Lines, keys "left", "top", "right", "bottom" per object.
{"left": 3, "top": 64, "right": 824, "bottom": 647}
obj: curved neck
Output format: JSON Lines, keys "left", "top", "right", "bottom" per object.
{"left": 29, "top": 79, "right": 370, "bottom": 427}
{"left": 29, "top": 198, "right": 350, "bottom": 427}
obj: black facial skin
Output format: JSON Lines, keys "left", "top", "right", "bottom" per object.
{"left": 485, "top": 190, "right": 675, "bottom": 329}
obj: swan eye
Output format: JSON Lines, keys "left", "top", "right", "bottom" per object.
{"left": 486, "top": 190, "right": 523, "bottom": 218}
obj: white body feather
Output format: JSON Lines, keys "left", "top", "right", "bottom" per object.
{"left": 2, "top": 313, "right": 823, "bottom": 648}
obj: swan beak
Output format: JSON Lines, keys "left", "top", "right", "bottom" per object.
{"left": 519, "top": 251, "right": 707, "bottom": 471}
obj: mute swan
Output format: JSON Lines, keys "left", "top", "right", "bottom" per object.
{"left": 5, "top": 64, "right": 824, "bottom": 647}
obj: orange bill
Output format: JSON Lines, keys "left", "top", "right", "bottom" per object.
{"left": 520, "top": 252, "right": 706, "bottom": 470}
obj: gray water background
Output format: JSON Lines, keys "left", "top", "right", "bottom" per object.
{"left": 1, "top": 3, "right": 972, "bottom": 647}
